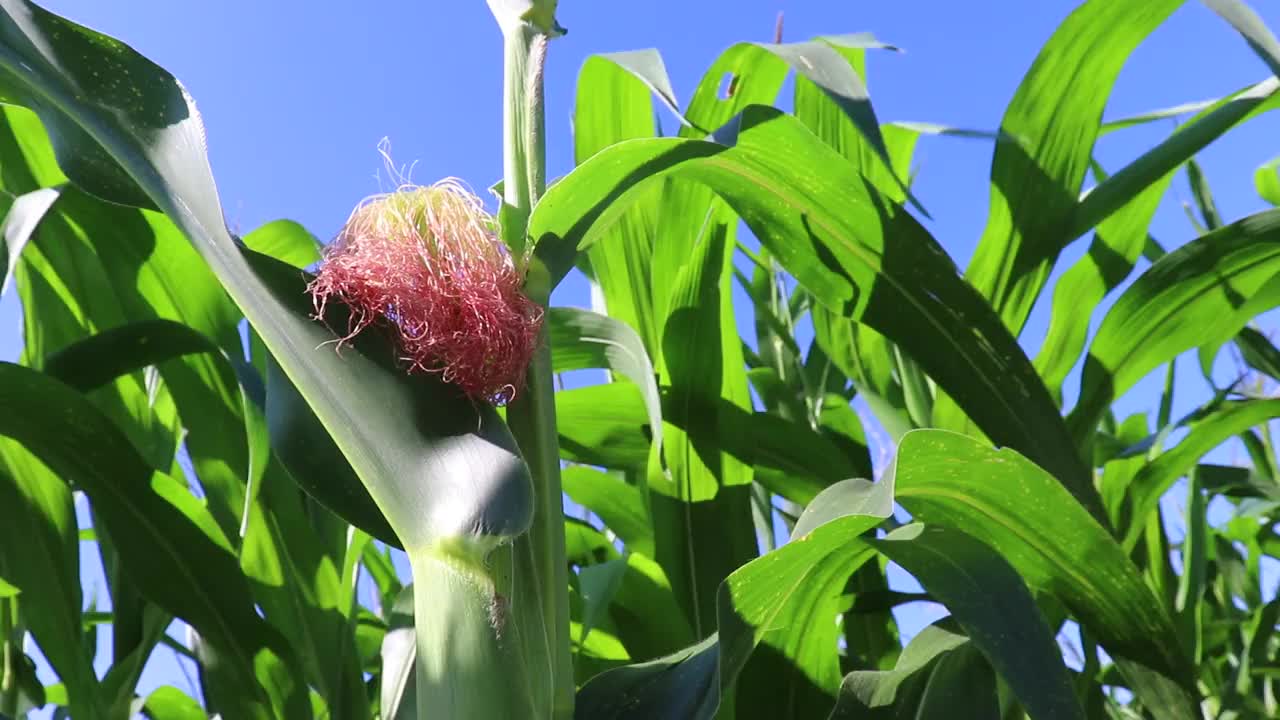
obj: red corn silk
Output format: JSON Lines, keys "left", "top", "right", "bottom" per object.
{"left": 308, "top": 180, "right": 543, "bottom": 405}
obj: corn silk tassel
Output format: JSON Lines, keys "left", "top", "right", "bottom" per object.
{"left": 307, "top": 180, "right": 543, "bottom": 405}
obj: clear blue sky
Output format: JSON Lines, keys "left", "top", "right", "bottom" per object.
{"left": 6, "top": 0, "right": 1279, "bottom": 712}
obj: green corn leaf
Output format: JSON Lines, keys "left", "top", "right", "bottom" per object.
{"left": 1069, "top": 208, "right": 1280, "bottom": 445}
{"left": 891, "top": 430, "right": 1197, "bottom": 719}
{"left": 865, "top": 525, "right": 1083, "bottom": 720}
{"left": 0, "top": 362, "right": 310, "bottom": 719}
{"left": 0, "top": 460, "right": 96, "bottom": 717}
{"left": 964, "top": 0, "right": 1182, "bottom": 335}
{"left": 530, "top": 104, "right": 1100, "bottom": 521}
{"left": 573, "top": 50, "right": 671, "bottom": 353}
{"left": 1257, "top": 156, "right": 1280, "bottom": 205}
{"left": 39, "top": 318, "right": 218, "bottom": 392}
{"left": 0, "top": 184, "right": 57, "bottom": 294}
{"left": 139, "top": 686, "right": 206, "bottom": 720}
{"left": 653, "top": 202, "right": 756, "bottom": 636}
{"left": 1121, "top": 400, "right": 1280, "bottom": 551}
{"left": 560, "top": 467, "right": 652, "bottom": 556}
{"left": 1201, "top": 0, "right": 1280, "bottom": 77}
{"left": 1037, "top": 84, "right": 1280, "bottom": 398}
{"left": 1072, "top": 78, "right": 1280, "bottom": 241}
{"left": 829, "top": 624, "right": 990, "bottom": 720}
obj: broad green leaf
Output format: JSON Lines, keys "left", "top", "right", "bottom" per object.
{"left": 549, "top": 306, "right": 663, "bottom": 488}
{"left": 1069, "top": 209, "right": 1280, "bottom": 443}
{"left": 556, "top": 382, "right": 862, "bottom": 503}
{"left": 0, "top": 184, "right": 57, "bottom": 293}
{"left": 0, "top": 461, "right": 95, "bottom": 717}
{"left": 1036, "top": 82, "right": 1280, "bottom": 397}
{"left": 1238, "top": 326, "right": 1280, "bottom": 381}
{"left": 1257, "top": 156, "right": 1280, "bottom": 205}
{"left": 573, "top": 51, "right": 668, "bottom": 352}
{"left": 605, "top": 551, "right": 694, "bottom": 661}
{"left": 964, "top": 0, "right": 1182, "bottom": 335}
{"left": 0, "top": 362, "right": 309, "bottom": 719}
{"left": 40, "top": 319, "right": 218, "bottom": 392}
{"left": 654, "top": 202, "right": 756, "bottom": 635}
{"left": 1201, "top": 0, "right": 1280, "bottom": 77}
{"left": 1121, "top": 400, "right": 1280, "bottom": 550}
{"left": 556, "top": 383, "right": 651, "bottom": 469}
{"left": 140, "top": 686, "right": 206, "bottom": 720}
{"left": 890, "top": 430, "right": 1196, "bottom": 719}
{"left": 530, "top": 105, "right": 1099, "bottom": 518}
{"left": 573, "top": 634, "right": 720, "bottom": 720}
{"left": 0, "top": 0, "right": 528, "bottom": 560}
{"left": 867, "top": 525, "right": 1083, "bottom": 720}
{"left": 243, "top": 461, "right": 369, "bottom": 719}
{"left": 560, "top": 466, "right": 652, "bottom": 556}
{"left": 830, "top": 624, "right": 990, "bottom": 720}
{"left": 574, "top": 477, "right": 895, "bottom": 719}
{"left": 380, "top": 585, "right": 416, "bottom": 720}
{"left": 1072, "top": 78, "right": 1280, "bottom": 241}
{"left": 240, "top": 218, "right": 321, "bottom": 268}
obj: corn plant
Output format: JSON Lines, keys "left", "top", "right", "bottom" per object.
{"left": 0, "top": 0, "right": 1279, "bottom": 719}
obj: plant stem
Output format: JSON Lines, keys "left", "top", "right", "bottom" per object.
{"left": 1, "top": 598, "right": 18, "bottom": 717}
{"left": 410, "top": 549, "right": 530, "bottom": 718}
{"left": 492, "top": 12, "right": 574, "bottom": 719}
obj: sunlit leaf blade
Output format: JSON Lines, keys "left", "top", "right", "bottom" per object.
{"left": 549, "top": 306, "right": 663, "bottom": 474}
{"left": 1238, "top": 326, "right": 1280, "bottom": 380}
{"left": 1201, "top": 0, "right": 1280, "bottom": 77}
{"left": 1121, "top": 400, "right": 1280, "bottom": 550}
{"left": 890, "top": 430, "right": 1197, "bottom": 718}
{"left": 1070, "top": 78, "right": 1280, "bottom": 241}
{"left": 560, "top": 466, "right": 653, "bottom": 556}
{"left": 1069, "top": 208, "right": 1280, "bottom": 444}
{"left": 0, "top": 0, "right": 529, "bottom": 554}
{"left": 379, "top": 585, "right": 417, "bottom": 720}
{"left": 1036, "top": 83, "right": 1280, "bottom": 397}
{"left": 531, "top": 105, "right": 1099, "bottom": 518}
{"left": 964, "top": 0, "right": 1182, "bottom": 335}
{"left": 573, "top": 51, "right": 667, "bottom": 352}
{"left": 0, "top": 361, "right": 310, "bottom": 719}
{"left": 140, "top": 686, "right": 206, "bottom": 720}
{"left": 0, "top": 184, "right": 57, "bottom": 294}
{"left": 555, "top": 382, "right": 867, "bottom": 503}
{"left": 653, "top": 203, "right": 756, "bottom": 635}
{"left": 0, "top": 459, "right": 96, "bottom": 716}
{"left": 1257, "top": 155, "right": 1280, "bottom": 205}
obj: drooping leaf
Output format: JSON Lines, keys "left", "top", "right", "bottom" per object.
{"left": 829, "top": 624, "right": 988, "bottom": 720}
{"left": 1257, "top": 156, "right": 1280, "bottom": 205}
{"left": 963, "top": 0, "right": 1182, "bottom": 335}
{"left": 1069, "top": 208, "right": 1280, "bottom": 444}
{"left": 866, "top": 525, "right": 1083, "bottom": 720}
{"left": 1036, "top": 82, "right": 1280, "bottom": 397}
{"left": 890, "top": 430, "right": 1196, "bottom": 719}
{"left": 0, "top": 185, "right": 58, "bottom": 294}
{"left": 531, "top": 104, "right": 1099, "bottom": 518}
{"left": 1121, "top": 400, "right": 1280, "bottom": 550}
{"left": 0, "top": 361, "right": 309, "bottom": 719}
{"left": 0, "top": 459, "right": 96, "bottom": 717}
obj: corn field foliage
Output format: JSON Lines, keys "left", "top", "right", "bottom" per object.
{"left": 2, "top": 0, "right": 1280, "bottom": 718}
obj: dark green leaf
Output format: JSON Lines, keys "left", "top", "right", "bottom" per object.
{"left": 891, "top": 430, "right": 1197, "bottom": 719}
{"left": 0, "top": 361, "right": 309, "bottom": 719}
{"left": 869, "top": 525, "right": 1083, "bottom": 720}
